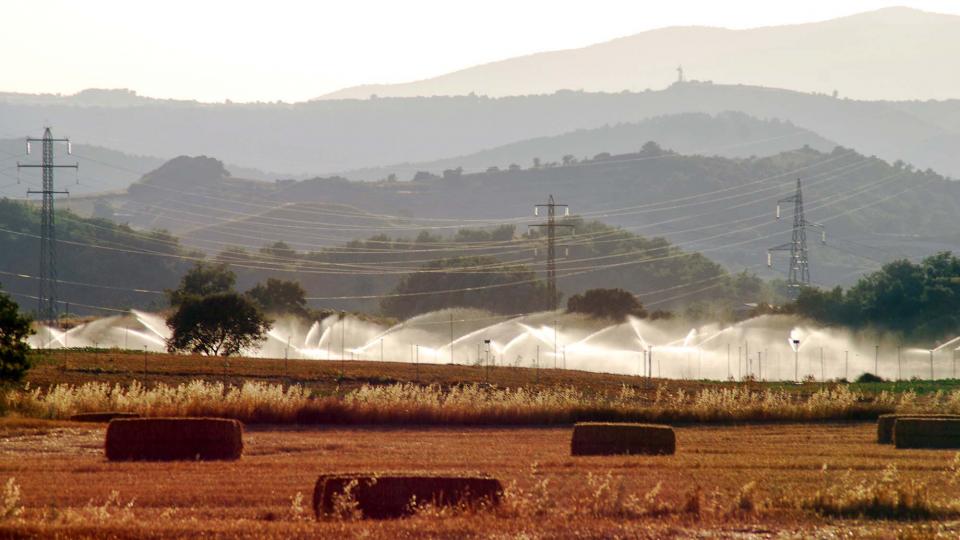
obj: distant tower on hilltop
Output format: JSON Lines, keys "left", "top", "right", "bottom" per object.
{"left": 676, "top": 65, "right": 685, "bottom": 83}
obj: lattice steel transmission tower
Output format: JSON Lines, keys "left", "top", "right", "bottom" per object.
{"left": 17, "top": 127, "right": 77, "bottom": 322}
{"left": 529, "top": 194, "right": 574, "bottom": 310}
{"left": 767, "top": 178, "right": 824, "bottom": 298}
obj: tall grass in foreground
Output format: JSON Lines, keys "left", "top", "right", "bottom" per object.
{"left": 5, "top": 380, "right": 950, "bottom": 425}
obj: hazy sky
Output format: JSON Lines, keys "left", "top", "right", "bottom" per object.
{"left": 3, "top": 1, "right": 959, "bottom": 102}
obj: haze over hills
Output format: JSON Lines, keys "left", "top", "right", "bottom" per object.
{"left": 6, "top": 82, "right": 960, "bottom": 179}
{"left": 318, "top": 7, "right": 960, "bottom": 102}
{"left": 342, "top": 112, "right": 836, "bottom": 181}
{"left": 90, "top": 145, "right": 960, "bottom": 292}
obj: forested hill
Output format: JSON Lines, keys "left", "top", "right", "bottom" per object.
{"left": 271, "top": 146, "right": 960, "bottom": 288}
{"left": 341, "top": 112, "right": 836, "bottom": 181}
{"left": 0, "top": 198, "right": 762, "bottom": 318}
{"left": 7, "top": 82, "right": 960, "bottom": 178}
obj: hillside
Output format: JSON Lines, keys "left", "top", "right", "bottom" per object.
{"left": 342, "top": 112, "right": 836, "bottom": 180}
{"left": 318, "top": 7, "right": 960, "bottom": 102}
{"left": 6, "top": 82, "right": 960, "bottom": 178}
{"left": 271, "top": 146, "right": 960, "bottom": 289}
{"left": 89, "top": 145, "right": 960, "bottom": 292}
{"left": 0, "top": 195, "right": 754, "bottom": 317}
{"left": 0, "top": 139, "right": 164, "bottom": 198}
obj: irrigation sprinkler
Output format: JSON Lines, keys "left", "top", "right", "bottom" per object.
{"left": 745, "top": 342, "right": 749, "bottom": 377}
{"left": 820, "top": 347, "right": 824, "bottom": 382}
{"left": 792, "top": 339, "right": 800, "bottom": 382}
{"left": 536, "top": 345, "right": 540, "bottom": 384}
{"left": 897, "top": 345, "right": 902, "bottom": 381}
{"left": 737, "top": 345, "right": 743, "bottom": 381}
{"left": 340, "top": 312, "right": 346, "bottom": 369}
{"left": 553, "top": 320, "right": 558, "bottom": 370}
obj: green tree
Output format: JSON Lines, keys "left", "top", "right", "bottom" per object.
{"left": 165, "top": 293, "right": 271, "bottom": 356}
{"left": 0, "top": 286, "right": 33, "bottom": 383}
{"left": 791, "top": 252, "right": 960, "bottom": 343}
{"left": 566, "top": 288, "right": 647, "bottom": 322}
{"left": 246, "top": 278, "right": 308, "bottom": 317}
{"left": 167, "top": 262, "right": 236, "bottom": 306}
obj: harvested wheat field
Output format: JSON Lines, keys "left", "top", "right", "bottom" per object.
{"left": 0, "top": 419, "right": 958, "bottom": 538}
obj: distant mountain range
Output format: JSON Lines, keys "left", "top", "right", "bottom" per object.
{"left": 342, "top": 112, "right": 836, "bottom": 181}
{"left": 5, "top": 82, "right": 960, "bottom": 179}
{"left": 318, "top": 7, "right": 960, "bottom": 102}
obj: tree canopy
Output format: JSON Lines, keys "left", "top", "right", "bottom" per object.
{"left": 0, "top": 285, "right": 32, "bottom": 383}
{"left": 167, "top": 262, "right": 236, "bottom": 306}
{"left": 165, "top": 292, "right": 271, "bottom": 356}
{"left": 380, "top": 256, "right": 552, "bottom": 319}
{"left": 246, "top": 278, "right": 308, "bottom": 318}
{"left": 792, "top": 252, "right": 960, "bottom": 343}
{"left": 566, "top": 288, "right": 647, "bottom": 322}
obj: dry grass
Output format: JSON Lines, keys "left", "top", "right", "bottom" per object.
{"left": 2, "top": 379, "right": 913, "bottom": 426}
{"left": 1, "top": 423, "right": 960, "bottom": 537}
{"left": 801, "top": 464, "right": 947, "bottom": 519}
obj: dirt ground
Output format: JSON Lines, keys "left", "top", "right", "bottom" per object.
{"left": 0, "top": 420, "right": 957, "bottom": 538}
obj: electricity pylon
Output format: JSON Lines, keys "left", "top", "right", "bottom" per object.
{"left": 17, "top": 127, "right": 77, "bottom": 323}
{"left": 529, "top": 194, "right": 574, "bottom": 310}
{"left": 768, "top": 178, "right": 824, "bottom": 298}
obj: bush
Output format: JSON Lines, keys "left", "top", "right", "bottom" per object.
{"left": 0, "top": 287, "right": 32, "bottom": 383}
{"left": 566, "top": 288, "right": 647, "bottom": 322}
{"left": 856, "top": 372, "right": 885, "bottom": 383}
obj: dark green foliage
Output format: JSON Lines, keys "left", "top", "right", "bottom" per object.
{"left": 246, "top": 278, "right": 308, "bottom": 318}
{"left": 165, "top": 292, "right": 270, "bottom": 356}
{"left": 567, "top": 288, "right": 647, "bottom": 322}
{"left": 0, "top": 285, "right": 32, "bottom": 383}
{"left": 856, "top": 372, "right": 885, "bottom": 383}
{"left": 792, "top": 252, "right": 960, "bottom": 343}
{"left": 167, "top": 262, "right": 236, "bottom": 307}
{"left": 380, "top": 256, "right": 552, "bottom": 319}
{"left": 0, "top": 199, "right": 190, "bottom": 316}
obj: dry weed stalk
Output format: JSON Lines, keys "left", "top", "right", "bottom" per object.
{"left": 0, "top": 478, "right": 22, "bottom": 521}
{"left": 3, "top": 379, "right": 934, "bottom": 425}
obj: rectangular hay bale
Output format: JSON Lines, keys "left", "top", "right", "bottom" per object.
{"left": 877, "top": 414, "right": 960, "bottom": 444}
{"left": 894, "top": 418, "right": 960, "bottom": 449}
{"left": 313, "top": 473, "right": 503, "bottom": 519}
{"left": 105, "top": 417, "right": 243, "bottom": 461}
{"left": 571, "top": 422, "right": 675, "bottom": 456}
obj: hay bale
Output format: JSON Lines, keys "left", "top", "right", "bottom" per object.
{"left": 312, "top": 473, "right": 502, "bottom": 519}
{"left": 894, "top": 418, "right": 960, "bottom": 449}
{"left": 571, "top": 422, "right": 675, "bottom": 456}
{"left": 105, "top": 418, "right": 243, "bottom": 461}
{"left": 877, "top": 414, "right": 960, "bottom": 444}
{"left": 70, "top": 412, "right": 141, "bottom": 423}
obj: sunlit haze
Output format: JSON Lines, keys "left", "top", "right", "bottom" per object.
{"left": 3, "top": 0, "right": 959, "bottom": 102}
